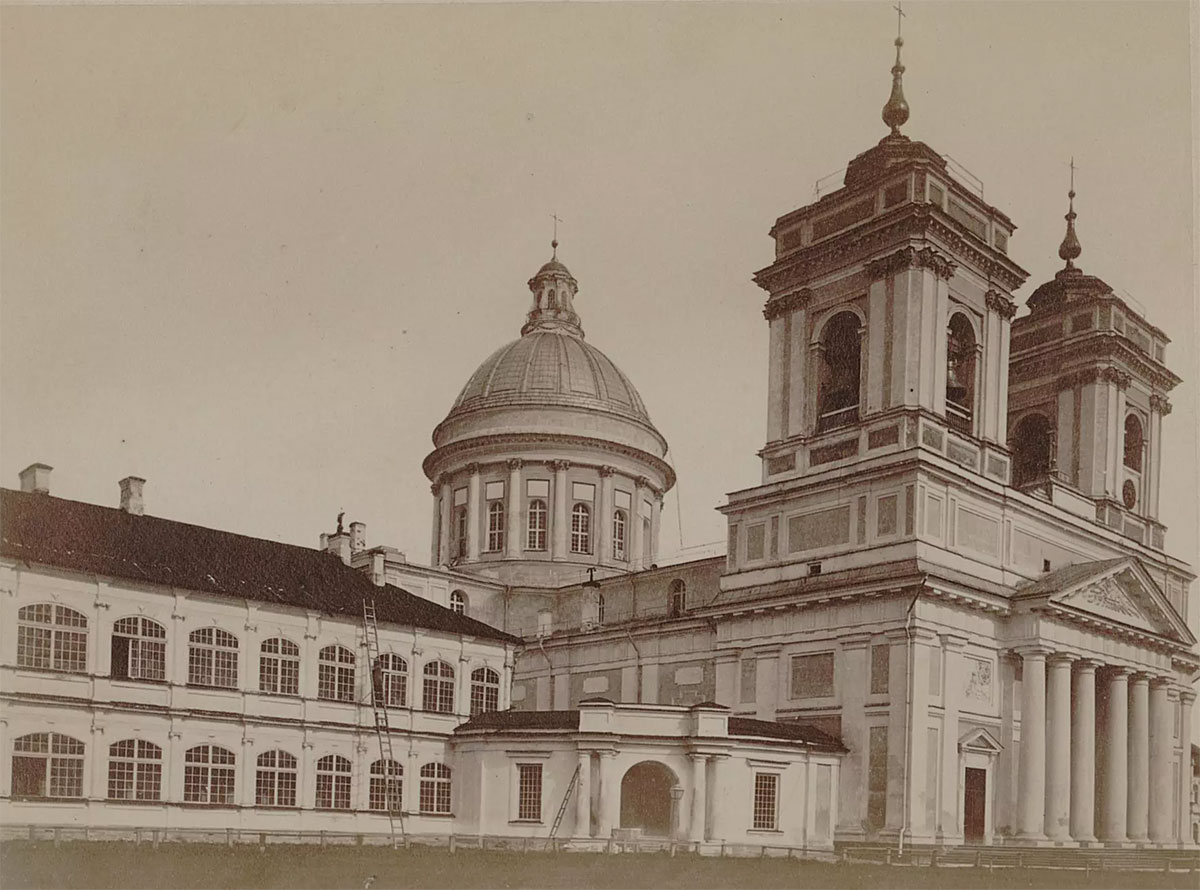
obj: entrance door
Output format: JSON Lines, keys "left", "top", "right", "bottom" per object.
{"left": 964, "top": 767, "right": 987, "bottom": 842}
{"left": 619, "top": 761, "right": 678, "bottom": 837}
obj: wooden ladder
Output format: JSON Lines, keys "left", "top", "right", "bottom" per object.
{"left": 362, "top": 600, "right": 406, "bottom": 847}
{"left": 545, "top": 764, "right": 581, "bottom": 849}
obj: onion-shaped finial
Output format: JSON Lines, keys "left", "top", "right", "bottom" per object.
{"left": 1058, "top": 160, "right": 1082, "bottom": 268}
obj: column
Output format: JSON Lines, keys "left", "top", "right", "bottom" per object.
{"left": 597, "top": 467, "right": 615, "bottom": 563}
{"left": 939, "top": 635, "right": 967, "bottom": 842}
{"left": 787, "top": 302, "right": 809, "bottom": 434}
{"left": 629, "top": 478, "right": 646, "bottom": 570}
{"left": 551, "top": 461, "right": 570, "bottom": 561}
{"left": 649, "top": 492, "right": 662, "bottom": 567}
{"left": 707, "top": 756, "right": 728, "bottom": 841}
{"left": 1179, "top": 691, "right": 1195, "bottom": 845}
{"left": 597, "top": 751, "right": 619, "bottom": 838}
{"left": 430, "top": 484, "right": 442, "bottom": 566}
{"left": 438, "top": 477, "right": 452, "bottom": 567}
{"left": 688, "top": 754, "right": 707, "bottom": 843}
{"left": 1101, "top": 668, "right": 1130, "bottom": 843}
{"left": 1015, "top": 647, "right": 1048, "bottom": 840}
{"left": 1147, "top": 678, "right": 1173, "bottom": 843}
{"left": 456, "top": 655, "right": 471, "bottom": 719}
{"left": 405, "top": 749, "right": 421, "bottom": 814}
{"left": 766, "top": 314, "right": 786, "bottom": 442}
{"left": 1070, "top": 660, "right": 1100, "bottom": 843}
{"left": 574, "top": 751, "right": 592, "bottom": 837}
{"left": 1127, "top": 673, "right": 1150, "bottom": 842}
{"left": 466, "top": 464, "right": 481, "bottom": 562}
{"left": 505, "top": 459, "right": 523, "bottom": 559}
{"left": 1045, "top": 654, "right": 1073, "bottom": 841}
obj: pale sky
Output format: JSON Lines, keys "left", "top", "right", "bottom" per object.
{"left": 2, "top": 2, "right": 1196, "bottom": 584}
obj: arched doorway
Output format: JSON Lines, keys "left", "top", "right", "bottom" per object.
{"left": 619, "top": 761, "right": 678, "bottom": 837}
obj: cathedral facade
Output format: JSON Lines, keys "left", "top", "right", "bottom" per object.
{"left": 1, "top": 30, "right": 1195, "bottom": 854}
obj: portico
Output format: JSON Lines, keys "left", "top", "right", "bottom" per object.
{"left": 1007, "top": 559, "right": 1197, "bottom": 847}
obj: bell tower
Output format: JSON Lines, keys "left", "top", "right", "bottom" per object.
{"left": 1007, "top": 177, "right": 1181, "bottom": 550}
{"left": 753, "top": 30, "right": 1028, "bottom": 484}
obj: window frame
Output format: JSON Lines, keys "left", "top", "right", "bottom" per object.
{"left": 515, "top": 763, "right": 543, "bottom": 822}
{"left": 373, "top": 653, "right": 409, "bottom": 708}
{"left": 107, "top": 738, "right": 162, "bottom": 802}
{"left": 183, "top": 744, "right": 236, "bottom": 805}
{"left": 11, "top": 732, "right": 86, "bottom": 800}
{"left": 527, "top": 498, "right": 548, "bottom": 551}
{"left": 16, "top": 604, "right": 88, "bottom": 674}
{"left": 423, "top": 660, "right": 456, "bottom": 713}
{"left": 418, "top": 762, "right": 452, "bottom": 814}
{"left": 449, "top": 590, "right": 467, "bottom": 616}
{"left": 369, "top": 759, "right": 404, "bottom": 813}
{"left": 486, "top": 501, "right": 505, "bottom": 552}
{"left": 317, "top": 644, "right": 356, "bottom": 702}
{"left": 570, "top": 503, "right": 591, "bottom": 554}
{"left": 612, "top": 509, "right": 627, "bottom": 561}
{"left": 255, "top": 749, "right": 298, "bottom": 808}
{"left": 259, "top": 637, "right": 301, "bottom": 696}
{"left": 752, "top": 772, "right": 779, "bottom": 831}
{"left": 469, "top": 666, "right": 500, "bottom": 715}
{"left": 111, "top": 616, "right": 167, "bottom": 683}
{"left": 187, "top": 627, "right": 240, "bottom": 689}
{"left": 315, "top": 754, "right": 352, "bottom": 811}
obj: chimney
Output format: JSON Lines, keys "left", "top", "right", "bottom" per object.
{"left": 119, "top": 477, "right": 146, "bottom": 515}
{"left": 18, "top": 463, "right": 53, "bottom": 494}
{"left": 371, "top": 551, "right": 385, "bottom": 587}
{"left": 350, "top": 522, "right": 367, "bottom": 553}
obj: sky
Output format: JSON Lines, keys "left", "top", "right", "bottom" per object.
{"left": 2, "top": 2, "right": 1196, "bottom": 585}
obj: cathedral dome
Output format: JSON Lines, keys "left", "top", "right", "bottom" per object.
{"left": 445, "top": 330, "right": 654, "bottom": 429}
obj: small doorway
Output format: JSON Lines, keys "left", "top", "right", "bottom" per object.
{"left": 619, "top": 761, "right": 678, "bottom": 837}
{"left": 964, "top": 767, "right": 986, "bottom": 842}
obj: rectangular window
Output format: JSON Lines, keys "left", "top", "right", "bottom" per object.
{"left": 740, "top": 658, "right": 757, "bottom": 704}
{"left": 516, "top": 763, "right": 542, "bottom": 821}
{"left": 526, "top": 479, "right": 549, "bottom": 498}
{"left": 571, "top": 482, "right": 595, "bottom": 502}
{"left": 746, "top": 523, "right": 766, "bottom": 561}
{"left": 867, "top": 726, "right": 888, "bottom": 830}
{"left": 752, "top": 773, "right": 778, "bottom": 830}
{"left": 791, "top": 652, "right": 835, "bottom": 699}
{"left": 870, "top": 644, "right": 890, "bottom": 695}
{"left": 485, "top": 480, "right": 505, "bottom": 500}
{"left": 614, "top": 489, "right": 631, "bottom": 510}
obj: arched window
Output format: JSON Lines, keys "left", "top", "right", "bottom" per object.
{"left": 571, "top": 503, "right": 591, "bottom": 554}
{"left": 12, "top": 733, "right": 85, "bottom": 799}
{"left": 816, "top": 311, "right": 862, "bottom": 432}
{"left": 318, "top": 645, "right": 355, "bottom": 702}
{"left": 1010, "top": 413, "right": 1055, "bottom": 488}
{"left": 369, "top": 760, "right": 403, "bottom": 812}
{"left": 642, "top": 516, "right": 652, "bottom": 563}
{"left": 17, "top": 604, "right": 87, "bottom": 673}
{"left": 255, "top": 750, "right": 297, "bottom": 807}
{"left": 669, "top": 579, "right": 687, "bottom": 617}
{"left": 454, "top": 506, "right": 468, "bottom": 559}
{"left": 259, "top": 638, "right": 300, "bottom": 696}
{"left": 108, "top": 739, "right": 162, "bottom": 801}
{"left": 187, "top": 627, "right": 239, "bottom": 688}
{"left": 423, "top": 660, "right": 456, "bottom": 713}
{"left": 419, "top": 763, "right": 452, "bottom": 814}
{"left": 183, "top": 745, "right": 235, "bottom": 804}
{"left": 597, "top": 593, "right": 606, "bottom": 626}
{"left": 111, "top": 616, "right": 166, "bottom": 682}
{"left": 612, "top": 510, "right": 627, "bottom": 561}
{"left": 1124, "top": 414, "right": 1144, "bottom": 471}
{"left": 946, "top": 313, "right": 978, "bottom": 434}
{"left": 487, "top": 502, "right": 505, "bottom": 552}
{"left": 470, "top": 667, "right": 501, "bottom": 715}
{"left": 527, "top": 499, "right": 548, "bottom": 551}
{"left": 315, "top": 755, "right": 352, "bottom": 810}
{"left": 373, "top": 653, "right": 408, "bottom": 708}
{"left": 449, "top": 590, "right": 467, "bottom": 616}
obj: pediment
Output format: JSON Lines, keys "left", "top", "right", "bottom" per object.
{"left": 1048, "top": 560, "right": 1193, "bottom": 644}
{"left": 959, "top": 727, "right": 1002, "bottom": 753}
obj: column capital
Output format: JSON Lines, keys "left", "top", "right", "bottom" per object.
{"left": 1148, "top": 674, "right": 1173, "bottom": 690}
{"left": 1047, "top": 651, "right": 1077, "bottom": 667}
{"left": 1106, "top": 665, "right": 1134, "bottom": 680}
{"left": 1074, "top": 658, "right": 1104, "bottom": 673}
{"left": 687, "top": 752, "right": 708, "bottom": 764}
{"left": 465, "top": 462, "right": 481, "bottom": 476}
{"left": 634, "top": 475, "right": 650, "bottom": 491}
{"left": 598, "top": 465, "right": 616, "bottom": 477}
{"left": 1179, "top": 688, "right": 1197, "bottom": 705}
{"left": 550, "top": 460, "right": 571, "bottom": 473}
{"left": 430, "top": 483, "right": 441, "bottom": 496}
{"left": 1127, "top": 671, "right": 1153, "bottom": 685}
{"left": 437, "top": 473, "right": 452, "bottom": 489}
{"left": 506, "top": 458, "right": 524, "bottom": 471}
{"left": 1012, "top": 644, "right": 1053, "bottom": 660}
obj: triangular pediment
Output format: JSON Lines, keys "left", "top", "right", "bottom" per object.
{"left": 959, "top": 727, "right": 1002, "bottom": 753}
{"left": 1040, "top": 558, "right": 1194, "bottom": 645}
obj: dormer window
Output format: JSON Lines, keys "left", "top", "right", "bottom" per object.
{"left": 816, "top": 311, "right": 862, "bottom": 433}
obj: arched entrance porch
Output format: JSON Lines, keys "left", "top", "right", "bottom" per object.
{"left": 619, "top": 760, "right": 679, "bottom": 837}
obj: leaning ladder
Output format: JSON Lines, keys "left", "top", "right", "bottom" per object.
{"left": 362, "top": 600, "right": 406, "bottom": 847}
{"left": 545, "top": 764, "right": 581, "bottom": 849}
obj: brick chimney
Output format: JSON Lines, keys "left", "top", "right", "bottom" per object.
{"left": 18, "top": 463, "right": 52, "bottom": 494}
{"left": 321, "top": 512, "right": 352, "bottom": 565}
{"left": 119, "top": 477, "right": 146, "bottom": 515}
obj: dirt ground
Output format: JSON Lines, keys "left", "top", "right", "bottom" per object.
{"left": 1, "top": 841, "right": 1195, "bottom": 890}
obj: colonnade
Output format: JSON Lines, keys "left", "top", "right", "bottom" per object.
{"left": 1015, "top": 647, "right": 1194, "bottom": 846}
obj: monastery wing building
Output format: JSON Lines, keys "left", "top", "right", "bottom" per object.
{"left": 1, "top": 29, "right": 1195, "bottom": 854}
